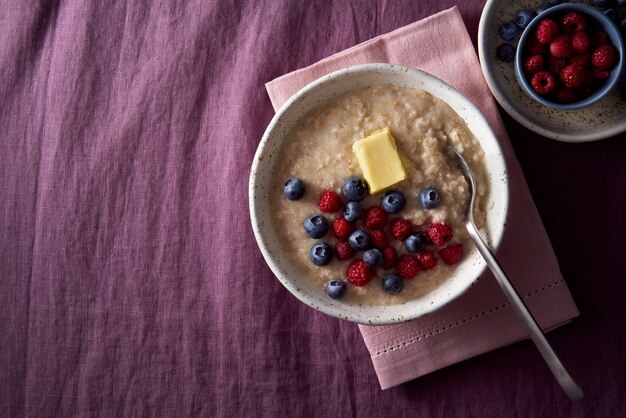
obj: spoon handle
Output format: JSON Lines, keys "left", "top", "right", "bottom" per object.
{"left": 466, "top": 222, "right": 584, "bottom": 402}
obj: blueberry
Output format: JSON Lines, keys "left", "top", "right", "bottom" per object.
{"left": 498, "top": 22, "right": 519, "bottom": 41}
{"left": 601, "top": 7, "right": 618, "bottom": 21}
{"left": 381, "top": 190, "right": 406, "bottom": 214}
{"left": 304, "top": 215, "right": 328, "bottom": 239}
{"left": 535, "top": 3, "right": 554, "bottom": 14}
{"left": 342, "top": 176, "right": 369, "bottom": 202}
{"left": 419, "top": 187, "right": 441, "bottom": 209}
{"left": 496, "top": 43, "right": 516, "bottom": 63}
{"left": 326, "top": 279, "right": 347, "bottom": 299}
{"left": 405, "top": 232, "right": 427, "bottom": 253}
{"left": 283, "top": 178, "right": 305, "bottom": 200}
{"left": 348, "top": 229, "right": 371, "bottom": 251}
{"left": 618, "top": 0, "right": 626, "bottom": 6}
{"left": 547, "top": 0, "right": 562, "bottom": 4}
{"left": 363, "top": 248, "right": 383, "bottom": 267}
{"left": 514, "top": 9, "right": 536, "bottom": 29}
{"left": 593, "top": 0, "right": 614, "bottom": 7}
{"left": 343, "top": 201, "right": 362, "bottom": 222}
{"left": 383, "top": 273, "right": 404, "bottom": 295}
{"left": 620, "top": 17, "right": 626, "bottom": 33}
{"left": 310, "top": 242, "right": 333, "bottom": 266}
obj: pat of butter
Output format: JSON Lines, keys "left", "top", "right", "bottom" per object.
{"left": 352, "top": 128, "right": 406, "bottom": 194}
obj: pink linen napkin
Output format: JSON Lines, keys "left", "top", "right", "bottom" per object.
{"left": 265, "top": 6, "right": 579, "bottom": 390}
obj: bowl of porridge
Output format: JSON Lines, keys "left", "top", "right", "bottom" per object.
{"left": 250, "top": 64, "right": 508, "bottom": 325}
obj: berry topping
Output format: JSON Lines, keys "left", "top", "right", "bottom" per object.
{"left": 346, "top": 260, "right": 375, "bottom": 286}
{"left": 390, "top": 218, "right": 413, "bottom": 241}
{"left": 559, "top": 64, "right": 585, "bottom": 88}
{"left": 335, "top": 241, "right": 354, "bottom": 260}
{"left": 530, "top": 70, "right": 557, "bottom": 94}
{"left": 439, "top": 243, "right": 464, "bottom": 265}
{"left": 348, "top": 229, "right": 371, "bottom": 251}
{"left": 591, "top": 45, "right": 616, "bottom": 70}
{"left": 363, "top": 207, "right": 387, "bottom": 230}
{"left": 562, "top": 12, "right": 586, "bottom": 34}
{"left": 418, "top": 187, "right": 441, "bottom": 209}
{"left": 426, "top": 223, "right": 453, "bottom": 246}
{"left": 381, "top": 190, "right": 407, "bottom": 214}
{"left": 363, "top": 248, "right": 383, "bottom": 267}
{"left": 600, "top": 7, "right": 618, "bottom": 22}
{"left": 415, "top": 250, "right": 439, "bottom": 271}
{"left": 382, "top": 273, "right": 404, "bottom": 295}
{"left": 571, "top": 32, "right": 590, "bottom": 53}
{"left": 496, "top": 43, "right": 516, "bottom": 62}
{"left": 535, "top": 3, "right": 553, "bottom": 15}
{"left": 405, "top": 232, "right": 427, "bottom": 253}
{"left": 535, "top": 19, "right": 559, "bottom": 44}
{"left": 369, "top": 229, "right": 388, "bottom": 249}
{"left": 395, "top": 255, "right": 420, "bottom": 279}
{"left": 524, "top": 55, "right": 545, "bottom": 73}
{"left": 550, "top": 35, "right": 572, "bottom": 58}
{"left": 554, "top": 88, "right": 577, "bottom": 104}
{"left": 304, "top": 215, "right": 329, "bottom": 239}
{"left": 381, "top": 246, "right": 397, "bottom": 270}
{"left": 310, "top": 242, "right": 333, "bottom": 266}
{"left": 332, "top": 216, "right": 355, "bottom": 240}
{"left": 342, "top": 176, "right": 369, "bottom": 202}
{"left": 499, "top": 22, "right": 519, "bottom": 41}
{"left": 343, "top": 201, "right": 362, "bottom": 222}
{"left": 318, "top": 189, "right": 343, "bottom": 213}
{"left": 514, "top": 9, "right": 536, "bottom": 29}
{"left": 284, "top": 178, "right": 305, "bottom": 200}
{"left": 326, "top": 280, "right": 347, "bottom": 299}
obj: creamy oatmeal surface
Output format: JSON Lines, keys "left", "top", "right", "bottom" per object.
{"left": 270, "top": 84, "right": 489, "bottom": 305}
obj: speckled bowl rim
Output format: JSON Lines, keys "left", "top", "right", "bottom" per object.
{"left": 249, "top": 64, "right": 509, "bottom": 325}
{"left": 514, "top": 3, "right": 624, "bottom": 110}
{"left": 478, "top": 0, "right": 626, "bottom": 142}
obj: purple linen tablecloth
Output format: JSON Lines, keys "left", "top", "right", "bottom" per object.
{"left": 1, "top": 1, "right": 624, "bottom": 417}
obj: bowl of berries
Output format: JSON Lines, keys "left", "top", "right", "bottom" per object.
{"left": 514, "top": 3, "right": 624, "bottom": 109}
{"left": 250, "top": 64, "right": 509, "bottom": 325}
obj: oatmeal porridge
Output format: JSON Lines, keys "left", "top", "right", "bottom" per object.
{"left": 270, "top": 84, "right": 489, "bottom": 305}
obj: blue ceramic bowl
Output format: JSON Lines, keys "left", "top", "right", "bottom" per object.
{"left": 514, "top": 3, "right": 624, "bottom": 110}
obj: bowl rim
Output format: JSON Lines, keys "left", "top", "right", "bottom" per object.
{"left": 249, "top": 63, "right": 509, "bottom": 325}
{"left": 513, "top": 3, "right": 625, "bottom": 110}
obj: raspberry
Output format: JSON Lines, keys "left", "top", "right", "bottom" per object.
{"left": 591, "top": 45, "right": 616, "bottom": 70}
{"left": 548, "top": 56, "right": 567, "bottom": 74}
{"left": 439, "top": 243, "right": 464, "bottom": 265}
{"left": 550, "top": 35, "right": 572, "bottom": 58}
{"left": 415, "top": 250, "right": 438, "bottom": 271}
{"left": 346, "top": 260, "right": 375, "bottom": 286}
{"left": 389, "top": 218, "right": 413, "bottom": 241}
{"left": 583, "top": 70, "right": 595, "bottom": 86}
{"left": 554, "top": 88, "right": 577, "bottom": 104}
{"left": 591, "top": 29, "right": 608, "bottom": 48}
{"left": 526, "top": 37, "right": 547, "bottom": 55}
{"left": 562, "top": 12, "right": 586, "bottom": 34}
{"left": 523, "top": 55, "right": 544, "bottom": 73}
{"left": 530, "top": 71, "right": 557, "bottom": 94}
{"left": 571, "top": 32, "right": 590, "bottom": 53}
{"left": 426, "top": 223, "right": 453, "bottom": 246}
{"left": 395, "top": 255, "right": 420, "bottom": 279}
{"left": 363, "top": 207, "right": 387, "bottom": 230}
{"left": 335, "top": 241, "right": 354, "bottom": 260}
{"left": 570, "top": 53, "right": 590, "bottom": 69}
{"left": 535, "top": 19, "right": 559, "bottom": 44}
{"left": 369, "top": 230, "right": 388, "bottom": 249}
{"left": 559, "top": 64, "right": 585, "bottom": 88}
{"left": 319, "top": 190, "right": 343, "bottom": 213}
{"left": 332, "top": 216, "right": 354, "bottom": 240}
{"left": 381, "top": 246, "right": 397, "bottom": 270}
{"left": 593, "top": 68, "right": 610, "bottom": 80}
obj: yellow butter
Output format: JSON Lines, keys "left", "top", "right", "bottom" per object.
{"left": 352, "top": 128, "right": 406, "bottom": 194}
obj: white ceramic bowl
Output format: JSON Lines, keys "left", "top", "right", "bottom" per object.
{"left": 249, "top": 64, "right": 509, "bottom": 325}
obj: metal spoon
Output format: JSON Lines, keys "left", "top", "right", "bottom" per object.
{"left": 449, "top": 146, "right": 584, "bottom": 402}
